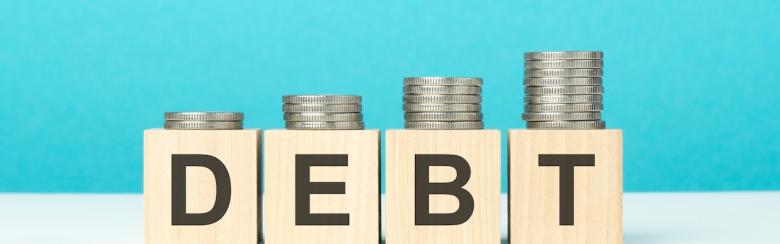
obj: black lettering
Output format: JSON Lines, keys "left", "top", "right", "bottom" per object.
{"left": 539, "top": 154, "right": 595, "bottom": 226}
{"left": 414, "top": 154, "right": 474, "bottom": 225}
{"left": 171, "top": 154, "right": 232, "bottom": 225}
{"left": 295, "top": 154, "right": 349, "bottom": 225}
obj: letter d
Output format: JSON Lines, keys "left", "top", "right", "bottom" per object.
{"left": 171, "top": 154, "right": 232, "bottom": 225}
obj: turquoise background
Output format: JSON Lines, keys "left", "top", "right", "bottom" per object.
{"left": 1, "top": 0, "right": 778, "bottom": 193}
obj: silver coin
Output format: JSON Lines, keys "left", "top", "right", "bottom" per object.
{"left": 164, "top": 121, "right": 243, "bottom": 130}
{"left": 282, "top": 95, "right": 361, "bottom": 104}
{"left": 524, "top": 103, "right": 603, "bottom": 112}
{"left": 526, "top": 120, "right": 606, "bottom": 129}
{"left": 404, "top": 85, "right": 481, "bottom": 95}
{"left": 283, "top": 103, "right": 361, "bottom": 113}
{"left": 524, "top": 77, "right": 602, "bottom": 86}
{"left": 164, "top": 112, "right": 243, "bottom": 121}
{"left": 403, "top": 94, "right": 481, "bottom": 104}
{"left": 405, "top": 112, "right": 482, "bottom": 122}
{"left": 403, "top": 103, "right": 481, "bottom": 112}
{"left": 403, "top": 77, "right": 483, "bottom": 86}
{"left": 522, "top": 112, "right": 601, "bottom": 121}
{"left": 284, "top": 112, "right": 362, "bottom": 122}
{"left": 525, "top": 60, "right": 603, "bottom": 69}
{"left": 525, "top": 69, "right": 602, "bottom": 78}
{"left": 286, "top": 121, "right": 364, "bottom": 130}
{"left": 524, "top": 86, "right": 603, "bottom": 95}
{"left": 524, "top": 51, "right": 603, "bottom": 60}
{"left": 405, "top": 121, "right": 484, "bottom": 130}
{"left": 525, "top": 95, "right": 602, "bottom": 104}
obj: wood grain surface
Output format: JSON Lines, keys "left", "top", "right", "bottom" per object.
{"left": 508, "top": 129, "right": 622, "bottom": 244}
{"left": 144, "top": 129, "right": 260, "bottom": 244}
{"left": 386, "top": 129, "right": 501, "bottom": 244}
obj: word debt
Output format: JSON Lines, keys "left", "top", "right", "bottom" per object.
{"left": 171, "top": 154, "right": 499, "bottom": 224}
{"left": 144, "top": 129, "right": 623, "bottom": 244}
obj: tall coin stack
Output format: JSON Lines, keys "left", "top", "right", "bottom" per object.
{"left": 282, "top": 94, "right": 365, "bottom": 130}
{"left": 403, "top": 77, "right": 484, "bottom": 130}
{"left": 523, "top": 51, "right": 606, "bottom": 129}
{"left": 164, "top": 112, "right": 244, "bottom": 130}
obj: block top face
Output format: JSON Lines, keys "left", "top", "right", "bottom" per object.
{"left": 264, "top": 128, "right": 380, "bottom": 133}
{"left": 508, "top": 128, "right": 622, "bottom": 135}
{"left": 507, "top": 129, "right": 622, "bottom": 148}
{"left": 263, "top": 129, "right": 380, "bottom": 147}
{"left": 385, "top": 128, "right": 500, "bottom": 135}
{"left": 144, "top": 128, "right": 261, "bottom": 133}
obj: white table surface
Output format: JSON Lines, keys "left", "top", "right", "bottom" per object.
{"left": 1, "top": 192, "right": 778, "bottom": 243}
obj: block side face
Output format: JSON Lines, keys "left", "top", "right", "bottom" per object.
{"left": 263, "top": 130, "right": 380, "bottom": 244}
{"left": 508, "top": 130, "right": 623, "bottom": 244}
{"left": 144, "top": 130, "right": 259, "bottom": 244}
{"left": 385, "top": 130, "right": 501, "bottom": 243}
{"left": 143, "top": 130, "right": 164, "bottom": 244}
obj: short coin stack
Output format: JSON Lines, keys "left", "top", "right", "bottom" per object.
{"left": 164, "top": 112, "right": 244, "bottom": 130}
{"left": 282, "top": 94, "right": 365, "bottom": 130}
{"left": 403, "top": 77, "right": 484, "bottom": 129}
{"left": 523, "top": 51, "right": 606, "bottom": 129}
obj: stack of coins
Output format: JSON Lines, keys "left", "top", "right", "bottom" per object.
{"left": 523, "top": 51, "right": 606, "bottom": 129}
{"left": 282, "top": 94, "right": 364, "bottom": 130}
{"left": 403, "top": 77, "right": 484, "bottom": 129}
{"left": 164, "top": 112, "right": 244, "bottom": 130}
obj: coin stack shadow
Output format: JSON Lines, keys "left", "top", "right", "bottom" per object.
{"left": 523, "top": 51, "right": 606, "bottom": 129}
{"left": 164, "top": 112, "right": 244, "bottom": 130}
{"left": 403, "top": 77, "right": 484, "bottom": 130}
{"left": 282, "top": 95, "right": 365, "bottom": 130}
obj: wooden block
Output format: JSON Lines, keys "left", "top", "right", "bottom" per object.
{"left": 143, "top": 129, "right": 260, "bottom": 244}
{"left": 263, "top": 129, "right": 380, "bottom": 244}
{"left": 508, "top": 129, "right": 623, "bottom": 244}
{"left": 385, "top": 130, "right": 501, "bottom": 244}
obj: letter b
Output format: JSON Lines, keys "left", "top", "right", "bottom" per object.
{"left": 414, "top": 154, "right": 475, "bottom": 225}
